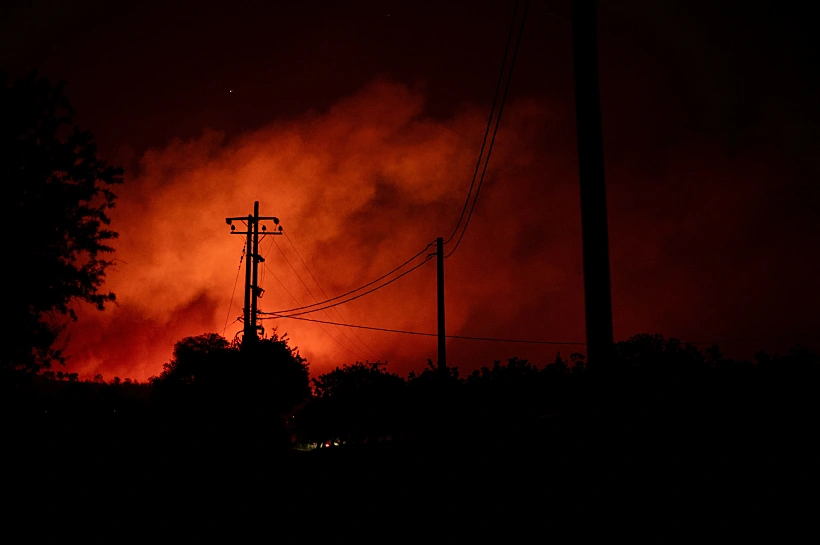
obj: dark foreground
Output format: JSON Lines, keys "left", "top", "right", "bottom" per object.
{"left": 6, "top": 408, "right": 816, "bottom": 534}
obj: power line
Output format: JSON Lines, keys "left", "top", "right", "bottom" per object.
{"left": 259, "top": 237, "right": 269, "bottom": 291}
{"left": 446, "top": 0, "right": 529, "bottom": 259}
{"left": 263, "top": 233, "right": 276, "bottom": 259}
{"left": 246, "top": 4, "right": 530, "bottom": 327}
{"left": 263, "top": 314, "right": 587, "bottom": 345}
{"left": 261, "top": 259, "right": 367, "bottom": 360}
{"left": 263, "top": 260, "right": 304, "bottom": 312}
{"left": 221, "top": 316, "right": 241, "bottom": 337}
{"left": 283, "top": 231, "right": 382, "bottom": 360}
{"left": 221, "top": 242, "right": 246, "bottom": 335}
{"left": 264, "top": 240, "right": 436, "bottom": 315}
{"left": 261, "top": 313, "right": 818, "bottom": 350}
{"left": 445, "top": 0, "right": 520, "bottom": 246}
{"left": 261, "top": 254, "right": 435, "bottom": 318}
{"left": 271, "top": 236, "right": 374, "bottom": 359}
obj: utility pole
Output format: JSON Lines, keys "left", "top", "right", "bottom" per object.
{"left": 572, "top": 0, "right": 614, "bottom": 371}
{"left": 436, "top": 237, "right": 446, "bottom": 371}
{"left": 242, "top": 212, "right": 253, "bottom": 344}
{"left": 226, "top": 201, "right": 283, "bottom": 350}
{"left": 250, "top": 201, "right": 261, "bottom": 345}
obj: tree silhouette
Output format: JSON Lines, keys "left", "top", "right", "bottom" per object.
{"left": 406, "top": 359, "right": 466, "bottom": 440}
{"left": 243, "top": 334, "right": 311, "bottom": 416}
{"left": 1, "top": 71, "right": 123, "bottom": 376}
{"left": 463, "top": 357, "right": 547, "bottom": 437}
{"left": 151, "top": 332, "right": 309, "bottom": 413}
{"left": 152, "top": 333, "right": 234, "bottom": 390}
{"left": 151, "top": 332, "right": 310, "bottom": 454}
{"left": 298, "top": 362, "right": 408, "bottom": 446}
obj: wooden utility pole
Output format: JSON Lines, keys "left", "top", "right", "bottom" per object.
{"left": 572, "top": 0, "right": 614, "bottom": 369}
{"left": 242, "top": 213, "right": 253, "bottom": 344}
{"left": 226, "top": 201, "right": 283, "bottom": 349}
{"left": 250, "top": 201, "right": 261, "bottom": 345}
{"left": 436, "top": 236, "right": 446, "bottom": 371}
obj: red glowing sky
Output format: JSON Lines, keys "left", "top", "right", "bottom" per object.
{"left": 3, "top": 1, "right": 818, "bottom": 381}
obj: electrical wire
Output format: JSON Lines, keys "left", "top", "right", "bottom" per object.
{"left": 283, "top": 231, "right": 382, "bottom": 360}
{"left": 445, "top": 0, "right": 520, "bottom": 246}
{"left": 261, "top": 259, "right": 367, "bottom": 360}
{"left": 262, "top": 314, "right": 587, "bottom": 345}
{"left": 221, "top": 242, "right": 246, "bottom": 334}
{"left": 261, "top": 254, "right": 435, "bottom": 318}
{"left": 271, "top": 237, "right": 373, "bottom": 359}
{"left": 264, "top": 241, "right": 436, "bottom": 315}
{"left": 260, "top": 315, "right": 818, "bottom": 350}
{"left": 221, "top": 317, "right": 241, "bottom": 337}
{"left": 259, "top": 239, "right": 267, "bottom": 289}
{"left": 446, "top": 0, "right": 529, "bottom": 259}
{"left": 263, "top": 233, "right": 277, "bottom": 259}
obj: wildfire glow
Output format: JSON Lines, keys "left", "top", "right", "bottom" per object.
{"left": 62, "top": 78, "right": 817, "bottom": 382}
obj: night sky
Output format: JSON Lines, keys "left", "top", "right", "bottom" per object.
{"left": 2, "top": 0, "right": 818, "bottom": 381}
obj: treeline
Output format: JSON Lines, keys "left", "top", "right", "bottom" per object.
{"left": 4, "top": 332, "right": 818, "bottom": 460}
{"left": 4, "top": 330, "right": 819, "bottom": 511}
{"left": 295, "top": 335, "right": 820, "bottom": 451}
{"left": 2, "top": 332, "right": 308, "bottom": 475}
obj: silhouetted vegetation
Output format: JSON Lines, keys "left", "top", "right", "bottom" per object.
{"left": 4, "top": 329, "right": 818, "bottom": 517}
{"left": 295, "top": 361, "right": 409, "bottom": 447}
{"left": 10, "top": 333, "right": 816, "bottom": 455}
{"left": 288, "top": 336, "right": 819, "bottom": 455}
{"left": 1, "top": 71, "right": 123, "bottom": 377}
{"left": 0, "top": 70, "right": 815, "bottom": 497}
{"left": 150, "top": 332, "right": 310, "bottom": 458}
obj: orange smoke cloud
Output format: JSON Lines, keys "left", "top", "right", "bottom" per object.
{"left": 64, "top": 79, "right": 582, "bottom": 381}
{"left": 62, "top": 76, "right": 820, "bottom": 382}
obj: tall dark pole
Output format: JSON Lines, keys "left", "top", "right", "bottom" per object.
{"left": 572, "top": 0, "right": 614, "bottom": 370}
{"left": 227, "top": 202, "right": 282, "bottom": 351}
{"left": 242, "top": 213, "right": 253, "bottom": 348}
{"left": 250, "top": 200, "right": 261, "bottom": 346}
{"left": 436, "top": 237, "right": 446, "bottom": 371}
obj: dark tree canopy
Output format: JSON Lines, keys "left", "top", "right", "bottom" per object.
{"left": 296, "top": 362, "right": 409, "bottom": 446}
{"left": 311, "top": 361, "right": 405, "bottom": 400}
{"left": 151, "top": 332, "right": 311, "bottom": 416}
{"left": 152, "top": 333, "right": 234, "bottom": 388}
{"left": 1, "top": 71, "right": 123, "bottom": 375}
